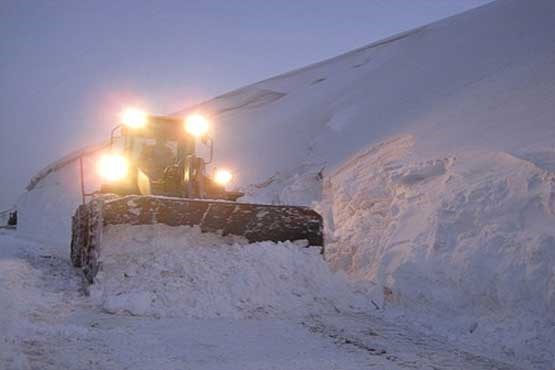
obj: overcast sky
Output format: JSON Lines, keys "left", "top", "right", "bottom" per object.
{"left": 0, "top": 0, "right": 491, "bottom": 209}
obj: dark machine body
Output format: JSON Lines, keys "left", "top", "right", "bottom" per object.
{"left": 71, "top": 115, "right": 324, "bottom": 283}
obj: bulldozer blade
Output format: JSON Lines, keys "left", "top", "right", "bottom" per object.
{"left": 71, "top": 195, "right": 324, "bottom": 283}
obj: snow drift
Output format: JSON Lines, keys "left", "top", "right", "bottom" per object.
{"left": 324, "top": 136, "right": 555, "bottom": 324}
{"left": 321, "top": 136, "right": 555, "bottom": 361}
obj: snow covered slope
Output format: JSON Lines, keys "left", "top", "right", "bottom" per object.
{"left": 177, "top": 0, "right": 555, "bottom": 188}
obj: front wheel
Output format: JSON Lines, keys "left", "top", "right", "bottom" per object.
{"left": 70, "top": 206, "right": 89, "bottom": 268}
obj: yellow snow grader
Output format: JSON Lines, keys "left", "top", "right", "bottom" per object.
{"left": 71, "top": 109, "right": 323, "bottom": 283}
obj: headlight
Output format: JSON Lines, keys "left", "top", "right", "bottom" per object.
{"left": 121, "top": 108, "right": 147, "bottom": 128}
{"left": 214, "top": 169, "right": 232, "bottom": 186}
{"left": 184, "top": 114, "right": 209, "bottom": 137}
{"left": 97, "top": 154, "right": 129, "bottom": 182}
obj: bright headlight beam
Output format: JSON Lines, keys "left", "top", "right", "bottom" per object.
{"left": 121, "top": 108, "right": 148, "bottom": 128}
{"left": 214, "top": 169, "right": 232, "bottom": 186}
{"left": 184, "top": 114, "right": 209, "bottom": 137}
{"left": 97, "top": 154, "right": 129, "bottom": 182}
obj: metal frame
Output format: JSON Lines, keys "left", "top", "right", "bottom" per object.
{"left": 79, "top": 156, "right": 98, "bottom": 205}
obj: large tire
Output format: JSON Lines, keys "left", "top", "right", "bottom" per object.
{"left": 82, "top": 248, "right": 97, "bottom": 284}
{"left": 70, "top": 206, "right": 89, "bottom": 268}
{"left": 81, "top": 200, "right": 103, "bottom": 284}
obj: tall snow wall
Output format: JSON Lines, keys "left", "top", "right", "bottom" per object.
{"left": 16, "top": 146, "right": 106, "bottom": 245}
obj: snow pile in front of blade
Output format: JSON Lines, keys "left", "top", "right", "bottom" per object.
{"left": 89, "top": 224, "right": 372, "bottom": 319}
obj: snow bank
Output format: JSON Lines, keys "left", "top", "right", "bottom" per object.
{"left": 319, "top": 136, "right": 555, "bottom": 362}
{"left": 90, "top": 224, "right": 372, "bottom": 319}
{"left": 0, "top": 238, "right": 33, "bottom": 370}
{"left": 324, "top": 138, "right": 555, "bottom": 323}
{"left": 17, "top": 149, "right": 105, "bottom": 245}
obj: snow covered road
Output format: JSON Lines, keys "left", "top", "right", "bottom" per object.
{"left": 0, "top": 230, "right": 534, "bottom": 370}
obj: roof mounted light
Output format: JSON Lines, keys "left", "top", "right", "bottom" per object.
{"left": 184, "top": 114, "right": 209, "bottom": 137}
{"left": 120, "top": 108, "right": 148, "bottom": 128}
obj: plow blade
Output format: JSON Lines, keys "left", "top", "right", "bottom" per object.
{"left": 71, "top": 195, "right": 324, "bottom": 282}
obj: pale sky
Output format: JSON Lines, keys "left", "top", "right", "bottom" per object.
{"left": 0, "top": 0, "right": 492, "bottom": 209}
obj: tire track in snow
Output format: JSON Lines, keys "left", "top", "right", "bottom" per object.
{"left": 301, "top": 313, "right": 525, "bottom": 370}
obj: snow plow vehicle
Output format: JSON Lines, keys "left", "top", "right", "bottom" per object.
{"left": 71, "top": 109, "right": 324, "bottom": 283}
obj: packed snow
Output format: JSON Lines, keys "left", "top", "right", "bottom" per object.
{"left": 4, "top": 0, "right": 555, "bottom": 369}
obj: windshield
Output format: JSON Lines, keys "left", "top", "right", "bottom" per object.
{"left": 131, "top": 137, "right": 179, "bottom": 180}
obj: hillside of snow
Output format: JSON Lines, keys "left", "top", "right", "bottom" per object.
{"left": 178, "top": 0, "right": 555, "bottom": 187}
{"left": 9, "top": 0, "right": 555, "bottom": 368}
